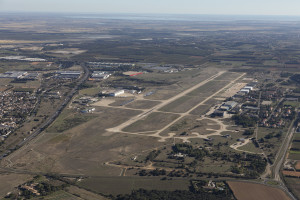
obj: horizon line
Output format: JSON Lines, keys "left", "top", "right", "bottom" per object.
{"left": 0, "top": 11, "right": 300, "bottom": 17}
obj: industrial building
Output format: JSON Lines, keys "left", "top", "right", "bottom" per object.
{"left": 90, "top": 71, "right": 111, "bottom": 80}
{"left": 243, "top": 86, "right": 253, "bottom": 91}
{"left": 109, "top": 90, "right": 125, "bottom": 97}
{"left": 220, "top": 101, "right": 238, "bottom": 111}
{"left": 0, "top": 71, "right": 28, "bottom": 79}
{"left": 240, "top": 88, "right": 250, "bottom": 93}
{"left": 56, "top": 71, "right": 81, "bottom": 79}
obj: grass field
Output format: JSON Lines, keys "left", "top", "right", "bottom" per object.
{"left": 79, "top": 87, "right": 101, "bottom": 96}
{"left": 187, "top": 80, "right": 229, "bottom": 96}
{"left": 47, "top": 109, "right": 97, "bottom": 133}
{"left": 78, "top": 176, "right": 190, "bottom": 196}
{"left": 283, "top": 101, "right": 300, "bottom": 108}
{"left": 159, "top": 96, "right": 205, "bottom": 113}
{"left": 125, "top": 100, "right": 161, "bottom": 109}
{"left": 5, "top": 106, "right": 160, "bottom": 176}
{"left": 227, "top": 181, "right": 290, "bottom": 200}
{"left": 0, "top": 173, "right": 33, "bottom": 198}
{"left": 213, "top": 72, "right": 242, "bottom": 81}
{"left": 109, "top": 97, "right": 135, "bottom": 107}
{"left": 123, "top": 112, "right": 180, "bottom": 132}
{"left": 237, "top": 141, "right": 262, "bottom": 153}
{"left": 189, "top": 104, "right": 211, "bottom": 115}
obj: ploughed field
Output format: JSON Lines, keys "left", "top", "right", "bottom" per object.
{"left": 227, "top": 181, "right": 291, "bottom": 200}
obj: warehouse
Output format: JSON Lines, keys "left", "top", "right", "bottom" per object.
{"left": 56, "top": 71, "right": 81, "bottom": 79}
{"left": 109, "top": 90, "right": 125, "bottom": 97}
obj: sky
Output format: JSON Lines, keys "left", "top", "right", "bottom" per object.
{"left": 0, "top": 0, "right": 300, "bottom": 16}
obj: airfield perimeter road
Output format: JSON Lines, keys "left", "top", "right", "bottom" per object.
{"left": 0, "top": 64, "right": 90, "bottom": 163}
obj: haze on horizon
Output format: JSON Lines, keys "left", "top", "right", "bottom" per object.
{"left": 0, "top": 0, "right": 300, "bottom": 16}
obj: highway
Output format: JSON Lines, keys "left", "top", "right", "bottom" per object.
{"left": 261, "top": 113, "right": 298, "bottom": 200}
{"left": 0, "top": 64, "right": 89, "bottom": 160}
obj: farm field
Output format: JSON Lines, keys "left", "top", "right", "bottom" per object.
{"left": 78, "top": 176, "right": 190, "bottom": 196}
{"left": 31, "top": 190, "right": 79, "bottom": 200}
{"left": 227, "top": 181, "right": 291, "bottom": 200}
{"left": 282, "top": 170, "right": 300, "bottom": 177}
{"left": 289, "top": 151, "right": 300, "bottom": 160}
{"left": 284, "top": 177, "right": 300, "bottom": 200}
{"left": 295, "top": 161, "right": 300, "bottom": 170}
{"left": 289, "top": 133, "right": 300, "bottom": 160}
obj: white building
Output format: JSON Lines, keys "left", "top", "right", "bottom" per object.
{"left": 91, "top": 71, "right": 111, "bottom": 80}
{"left": 109, "top": 90, "right": 125, "bottom": 97}
{"left": 240, "top": 89, "right": 250, "bottom": 93}
{"left": 243, "top": 86, "right": 253, "bottom": 91}
{"left": 56, "top": 71, "right": 81, "bottom": 79}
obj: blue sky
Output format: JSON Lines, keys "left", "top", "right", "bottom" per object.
{"left": 0, "top": 0, "right": 300, "bottom": 16}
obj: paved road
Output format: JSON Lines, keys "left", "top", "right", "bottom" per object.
{"left": 262, "top": 115, "right": 297, "bottom": 200}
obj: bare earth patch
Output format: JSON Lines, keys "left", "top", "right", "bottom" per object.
{"left": 228, "top": 181, "right": 290, "bottom": 200}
